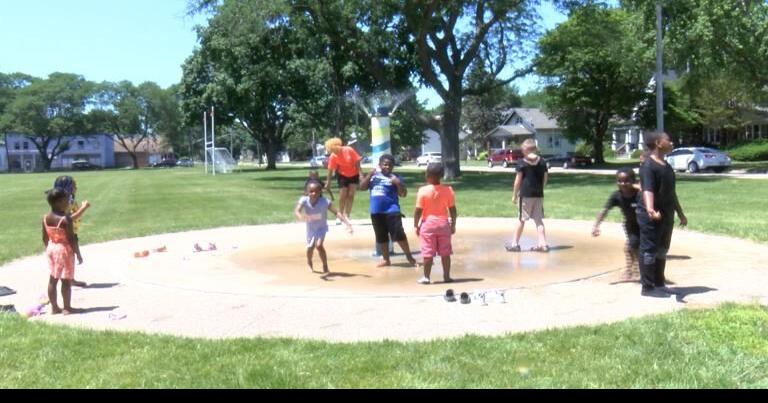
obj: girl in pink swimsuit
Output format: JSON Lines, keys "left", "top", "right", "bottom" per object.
{"left": 42, "top": 188, "right": 81, "bottom": 315}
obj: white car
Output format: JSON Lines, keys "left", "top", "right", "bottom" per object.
{"left": 416, "top": 152, "right": 442, "bottom": 167}
{"left": 309, "top": 155, "right": 328, "bottom": 168}
{"left": 664, "top": 147, "right": 731, "bottom": 173}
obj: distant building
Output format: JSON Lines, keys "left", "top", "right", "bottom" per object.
{"left": 113, "top": 137, "right": 173, "bottom": 168}
{"left": 487, "top": 108, "right": 576, "bottom": 155}
{"left": 3, "top": 133, "right": 114, "bottom": 172}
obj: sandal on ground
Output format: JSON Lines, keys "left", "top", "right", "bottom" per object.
{"left": 444, "top": 289, "right": 456, "bottom": 302}
{"left": 505, "top": 244, "right": 521, "bottom": 252}
{"left": 460, "top": 292, "right": 471, "bottom": 304}
{"left": 530, "top": 245, "right": 549, "bottom": 252}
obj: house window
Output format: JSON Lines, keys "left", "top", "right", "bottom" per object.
{"left": 23, "top": 142, "right": 29, "bottom": 150}
{"left": 754, "top": 125, "right": 761, "bottom": 139}
{"left": 14, "top": 142, "right": 20, "bottom": 150}
{"left": 515, "top": 117, "right": 523, "bottom": 124}
{"left": 547, "top": 136, "right": 554, "bottom": 147}
{"left": 554, "top": 138, "right": 561, "bottom": 148}
{"left": 78, "top": 140, "right": 85, "bottom": 150}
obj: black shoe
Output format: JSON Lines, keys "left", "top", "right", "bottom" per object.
{"left": 444, "top": 289, "right": 456, "bottom": 302}
{"left": 640, "top": 287, "right": 671, "bottom": 298}
{"left": 460, "top": 292, "right": 471, "bottom": 304}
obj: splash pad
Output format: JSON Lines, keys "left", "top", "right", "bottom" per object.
{"left": 3, "top": 218, "right": 766, "bottom": 341}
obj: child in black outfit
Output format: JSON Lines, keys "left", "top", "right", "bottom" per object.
{"left": 592, "top": 168, "right": 641, "bottom": 281}
{"left": 636, "top": 131, "right": 687, "bottom": 297}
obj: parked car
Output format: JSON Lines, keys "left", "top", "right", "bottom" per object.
{"left": 487, "top": 148, "right": 524, "bottom": 168}
{"left": 416, "top": 152, "right": 442, "bottom": 166}
{"left": 71, "top": 160, "right": 101, "bottom": 170}
{"left": 176, "top": 158, "right": 194, "bottom": 167}
{"left": 152, "top": 159, "right": 177, "bottom": 168}
{"left": 545, "top": 152, "right": 592, "bottom": 169}
{"left": 664, "top": 147, "right": 731, "bottom": 173}
{"left": 309, "top": 155, "right": 328, "bottom": 168}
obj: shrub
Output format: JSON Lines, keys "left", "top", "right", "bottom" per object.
{"left": 724, "top": 139, "right": 768, "bottom": 161}
{"left": 476, "top": 151, "right": 489, "bottom": 161}
{"left": 630, "top": 149, "right": 644, "bottom": 159}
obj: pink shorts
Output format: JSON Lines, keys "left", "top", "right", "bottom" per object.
{"left": 419, "top": 217, "right": 452, "bottom": 258}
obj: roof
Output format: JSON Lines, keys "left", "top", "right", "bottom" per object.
{"left": 489, "top": 125, "right": 534, "bottom": 139}
{"left": 501, "top": 108, "right": 560, "bottom": 130}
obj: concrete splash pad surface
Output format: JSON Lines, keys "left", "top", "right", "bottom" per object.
{"left": 228, "top": 224, "right": 623, "bottom": 296}
{"left": 0, "top": 218, "right": 766, "bottom": 341}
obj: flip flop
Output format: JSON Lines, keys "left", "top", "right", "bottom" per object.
{"left": 460, "top": 292, "right": 471, "bottom": 304}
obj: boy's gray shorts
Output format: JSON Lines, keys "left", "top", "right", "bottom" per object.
{"left": 518, "top": 197, "right": 544, "bottom": 222}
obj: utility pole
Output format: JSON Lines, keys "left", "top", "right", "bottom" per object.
{"left": 655, "top": 1, "right": 664, "bottom": 133}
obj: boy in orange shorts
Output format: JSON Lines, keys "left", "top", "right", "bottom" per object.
{"left": 414, "top": 163, "right": 457, "bottom": 284}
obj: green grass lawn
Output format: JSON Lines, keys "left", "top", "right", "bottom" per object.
{"left": 1, "top": 167, "right": 767, "bottom": 388}
{"left": 0, "top": 304, "right": 766, "bottom": 388}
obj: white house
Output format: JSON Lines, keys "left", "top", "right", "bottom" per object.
{"left": 487, "top": 108, "right": 576, "bottom": 155}
{"left": 420, "top": 127, "right": 472, "bottom": 157}
{"left": 3, "top": 133, "right": 115, "bottom": 172}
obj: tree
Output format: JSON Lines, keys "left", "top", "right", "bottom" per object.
{"left": 535, "top": 5, "right": 650, "bottom": 163}
{"left": 520, "top": 88, "right": 549, "bottom": 108}
{"left": 181, "top": 0, "right": 299, "bottom": 170}
{"left": 295, "top": 1, "right": 540, "bottom": 178}
{"left": 622, "top": 0, "right": 768, "bottom": 97}
{"left": 0, "top": 73, "right": 94, "bottom": 170}
{"left": 462, "top": 63, "right": 522, "bottom": 153}
{"left": 90, "top": 81, "right": 179, "bottom": 169}
{"left": 402, "top": 1, "right": 539, "bottom": 177}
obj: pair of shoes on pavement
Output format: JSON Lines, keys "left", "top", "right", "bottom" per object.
{"left": 444, "top": 289, "right": 471, "bottom": 304}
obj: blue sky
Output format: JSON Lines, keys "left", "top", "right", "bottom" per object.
{"left": 0, "top": 0, "right": 565, "bottom": 108}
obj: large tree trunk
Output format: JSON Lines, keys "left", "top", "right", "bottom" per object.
{"left": 130, "top": 152, "right": 139, "bottom": 169}
{"left": 592, "top": 130, "right": 605, "bottom": 164}
{"left": 264, "top": 140, "right": 278, "bottom": 170}
{"left": 441, "top": 97, "right": 463, "bottom": 179}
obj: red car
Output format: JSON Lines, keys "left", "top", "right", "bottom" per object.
{"left": 487, "top": 148, "right": 524, "bottom": 168}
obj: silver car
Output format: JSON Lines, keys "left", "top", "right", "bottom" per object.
{"left": 665, "top": 147, "right": 731, "bottom": 173}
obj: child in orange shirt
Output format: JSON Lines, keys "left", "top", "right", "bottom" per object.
{"left": 414, "top": 163, "right": 457, "bottom": 284}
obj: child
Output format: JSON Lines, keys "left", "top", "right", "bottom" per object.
{"left": 637, "top": 131, "right": 688, "bottom": 297}
{"left": 359, "top": 154, "right": 418, "bottom": 267}
{"left": 507, "top": 138, "right": 549, "bottom": 252}
{"left": 592, "top": 168, "right": 641, "bottom": 281}
{"left": 42, "top": 188, "right": 82, "bottom": 315}
{"left": 414, "top": 163, "right": 457, "bottom": 284}
{"left": 53, "top": 176, "right": 90, "bottom": 287}
{"left": 305, "top": 170, "right": 333, "bottom": 201}
{"left": 294, "top": 181, "right": 352, "bottom": 273}
{"left": 324, "top": 137, "right": 362, "bottom": 223}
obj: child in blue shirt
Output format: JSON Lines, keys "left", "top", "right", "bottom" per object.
{"left": 359, "top": 154, "right": 418, "bottom": 267}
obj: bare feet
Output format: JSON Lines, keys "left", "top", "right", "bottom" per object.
{"left": 72, "top": 280, "right": 87, "bottom": 287}
{"left": 407, "top": 257, "right": 419, "bottom": 267}
{"left": 443, "top": 277, "right": 454, "bottom": 283}
{"left": 51, "top": 307, "right": 62, "bottom": 315}
{"left": 376, "top": 260, "right": 391, "bottom": 267}
{"left": 61, "top": 308, "right": 81, "bottom": 316}
{"left": 308, "top": 264, "right": 315, "bottom": 273}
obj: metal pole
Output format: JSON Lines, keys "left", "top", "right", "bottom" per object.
{"left": 655, "top": 1, "right": 664, "bottom": 133}
{"left": 203, "top": 111, "right": 208, "bottom": 174}
{"left": 211, "top": 106, "right": 216, "bottom": 176}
